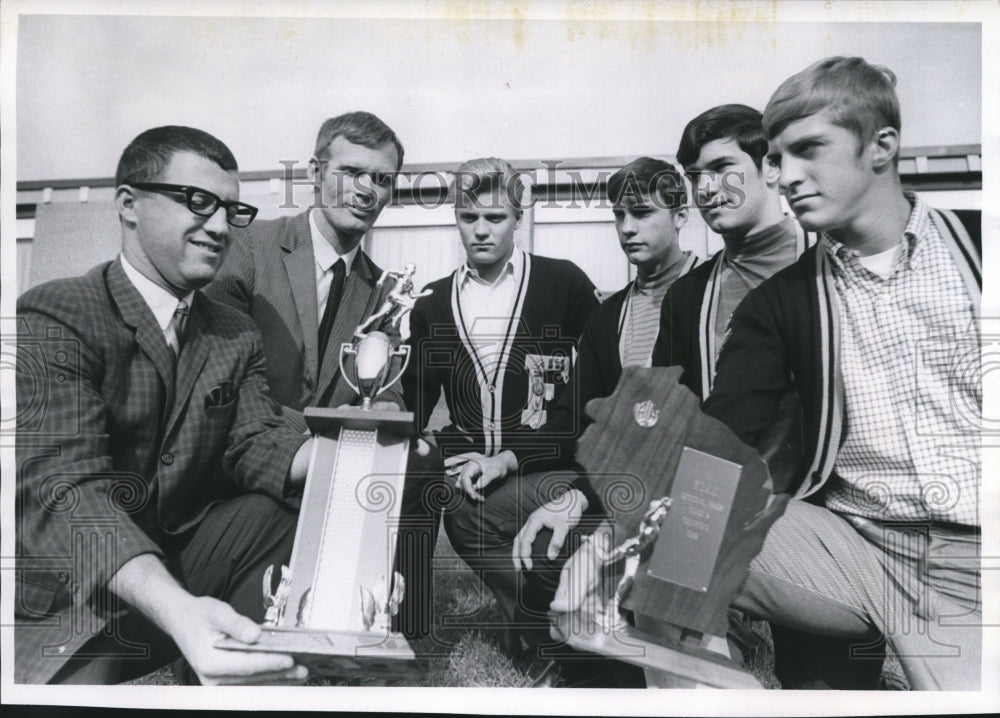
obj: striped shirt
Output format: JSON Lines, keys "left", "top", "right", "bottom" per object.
{"left": 619, "top": 251, "right": 698, "bottom": 367}
{"left": 823, "top": 195, "right": 980, "bottom": 526}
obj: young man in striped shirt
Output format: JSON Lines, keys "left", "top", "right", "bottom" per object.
{"left": 701, "top": 57, "right": 982, "bottom": 690}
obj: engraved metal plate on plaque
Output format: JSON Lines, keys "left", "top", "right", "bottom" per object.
{"left": 645, "top": 447, "right": 742, "bottom": 592}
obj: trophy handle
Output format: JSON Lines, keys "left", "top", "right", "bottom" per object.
{"left": 339, "top": 342, "right": 361, "bottom": 395}
{"left": 379, "top": 345, "right": 411, "bottom": 395}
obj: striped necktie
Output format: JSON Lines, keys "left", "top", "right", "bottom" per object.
{"left": 165, "top": 299, "right": 189, "bottom": 362}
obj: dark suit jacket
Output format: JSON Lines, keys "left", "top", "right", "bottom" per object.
{"left": 205, "top": 211, "right": 401, "bottom": 429}
{"left": 15, "top": 259, "right": 307, "bottom": 684}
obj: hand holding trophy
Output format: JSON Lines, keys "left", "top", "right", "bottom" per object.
{"left": 216, "top": 267, "right": 431, "bottom": 680}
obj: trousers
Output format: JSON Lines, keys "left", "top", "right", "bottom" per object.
{"left": 734, "top": 498, "right": 981, "bottom": 690}
{"left": 444, "top": 470, "right": 603, "bottom": 651}
{"left": 48, "top": 493, "right": 298, "bottom": 684}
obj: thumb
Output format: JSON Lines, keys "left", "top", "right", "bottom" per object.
{"left": 415, "top": 438, "right": 431, "bottom": 457}
{"left": 208, "top": 601, "right": 261, "bottom": 644}
{"left": 551, "top": 567, "right": 573, "bottom": 612}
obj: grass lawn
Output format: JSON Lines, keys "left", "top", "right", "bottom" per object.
{"left": 127, "top": 528, "right": 785, "bottom": 688}
{"left": 126, "top": 399, "right": 904, "bottom": 689}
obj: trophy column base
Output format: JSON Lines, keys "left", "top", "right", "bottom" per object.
{"left": 551, "top": 609, "right": 761, "bottom": 689}
{"left": 216, "top": 626, "right": 418, "bottom": 680}
{"left": 217, "top": 406, "right": 419, "bottom": 680}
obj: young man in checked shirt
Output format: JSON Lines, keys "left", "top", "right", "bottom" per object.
{"left": 700, "top": 56, "right": 982, "bottom": 690}
{"left": 552, "top": 55, "right": 981, "bottom": 691}
{"left": 652, "top": 103, "right": 891, "bottom": 690}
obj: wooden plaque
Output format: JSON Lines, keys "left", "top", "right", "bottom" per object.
{"left": 575, "top": 366, "right": 784, "bottom": 637}
{"left": 559, "top": 366, "right": 787, "bottom": 685}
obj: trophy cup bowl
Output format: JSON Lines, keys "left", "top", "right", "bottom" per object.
{"left": 340, "top": 331, "right": 411, "bottom": 410}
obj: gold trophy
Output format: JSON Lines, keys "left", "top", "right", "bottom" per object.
{"left": 217, "top": 266, "right": 430, "bottom": 679}
{"left": 340, "top": 331, "right": 408, "bottom": 411}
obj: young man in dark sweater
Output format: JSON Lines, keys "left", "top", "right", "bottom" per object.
{"left": 652, "top": 104, "right": 815, "bottom": 399}
{"left": 704, "top": 58, "right": 981, "bottom": 690}
{"left": 501, "top": 157, "right": 699, "bottom": 477}
{"left": 402, "top": 157, "right": 598, "bottom": 672}
{"left": 427, "top": 159, "right": 695, "bottom": 685}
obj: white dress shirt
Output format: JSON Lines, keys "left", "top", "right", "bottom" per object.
{"left": 119, "top": 254, "right": 194, "bottom": 339}
{"left": 309, "top": 209, "right": 361, "bottom": 317}
{"left": 457, "top": 247, "right": 524, "bottom": 353}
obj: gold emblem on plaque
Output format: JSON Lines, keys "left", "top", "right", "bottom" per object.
{"left": 633, "top": 400, "right": 659, "bottom": 428}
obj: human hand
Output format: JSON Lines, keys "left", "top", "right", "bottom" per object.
{"left": 512, "top": 488, "right": 589, "bottom": 571}
{"left": 413, "top": 437, "right": 431, "bottom": 457}
{"left": 170, "top": 595, "right": 308, "bottom": 686}
{"left": 449, "top": 451, "right": 517, "bottom": 501}
{"left": 288, "top": 437, "right": 313, "bottom": 490}
{"left": 549, "top": 530, "right": 609, "bottom": 615}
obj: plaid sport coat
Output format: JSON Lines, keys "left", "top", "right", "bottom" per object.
{"left": 15, "top": 258, "right": 307, "bottom": 684}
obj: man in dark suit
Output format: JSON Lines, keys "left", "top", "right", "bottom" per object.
{"left": 16, "top": 126, "right": 314, "bottom": 684}
{"left": 205, "top": 112, "right": 440, "bottom": 639}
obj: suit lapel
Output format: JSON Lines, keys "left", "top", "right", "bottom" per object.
{"left": 165, "top": 293, "right": 211, "bottom": 440}
{"left": 316, "top": 252, "right": 378, "bottom": 402}
{"left": 106, "top": 259, "right": 175, "bottom": 397}
{"left": 282, "top": 213, "right": 320, "bottom": 382}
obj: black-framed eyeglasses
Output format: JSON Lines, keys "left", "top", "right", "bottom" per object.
{"left": 129, "top": 182, "right": 259, "bottom": 228}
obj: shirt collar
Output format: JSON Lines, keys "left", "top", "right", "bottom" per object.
{"left": 309, "top": 209, "right": 360, "bottom": 273}
{"left": 821, "top": 192, "right": 925, "bottom": 273}
{"left": 119, "top": 254, "right": 195, "bottom": 332}
{"left": 459, "top": 246, "right": 523, "bottom": 287}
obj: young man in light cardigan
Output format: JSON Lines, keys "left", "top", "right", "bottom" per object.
{"left": 701, "top": 57, "right": 982, "bottom": 690}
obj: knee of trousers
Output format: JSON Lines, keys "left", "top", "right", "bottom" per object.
{"left": 202, "top": 491, "right": 299, "bottom": 564}
{"left": 223, "top": 492, "right": 298, "bottom": 529}
{"left": 442, "top": 497, "right": 488, "bottom": 556}
{"left": 400, "top": 468, "right": 456, "bottom": 523}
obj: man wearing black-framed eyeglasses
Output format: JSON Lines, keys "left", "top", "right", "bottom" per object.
{"left": 15, "top": 125, "right": 313, "bottom": 685}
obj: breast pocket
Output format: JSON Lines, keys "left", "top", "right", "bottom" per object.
{"left": 203, "top": 380, "right": 238, "bottom": 414}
